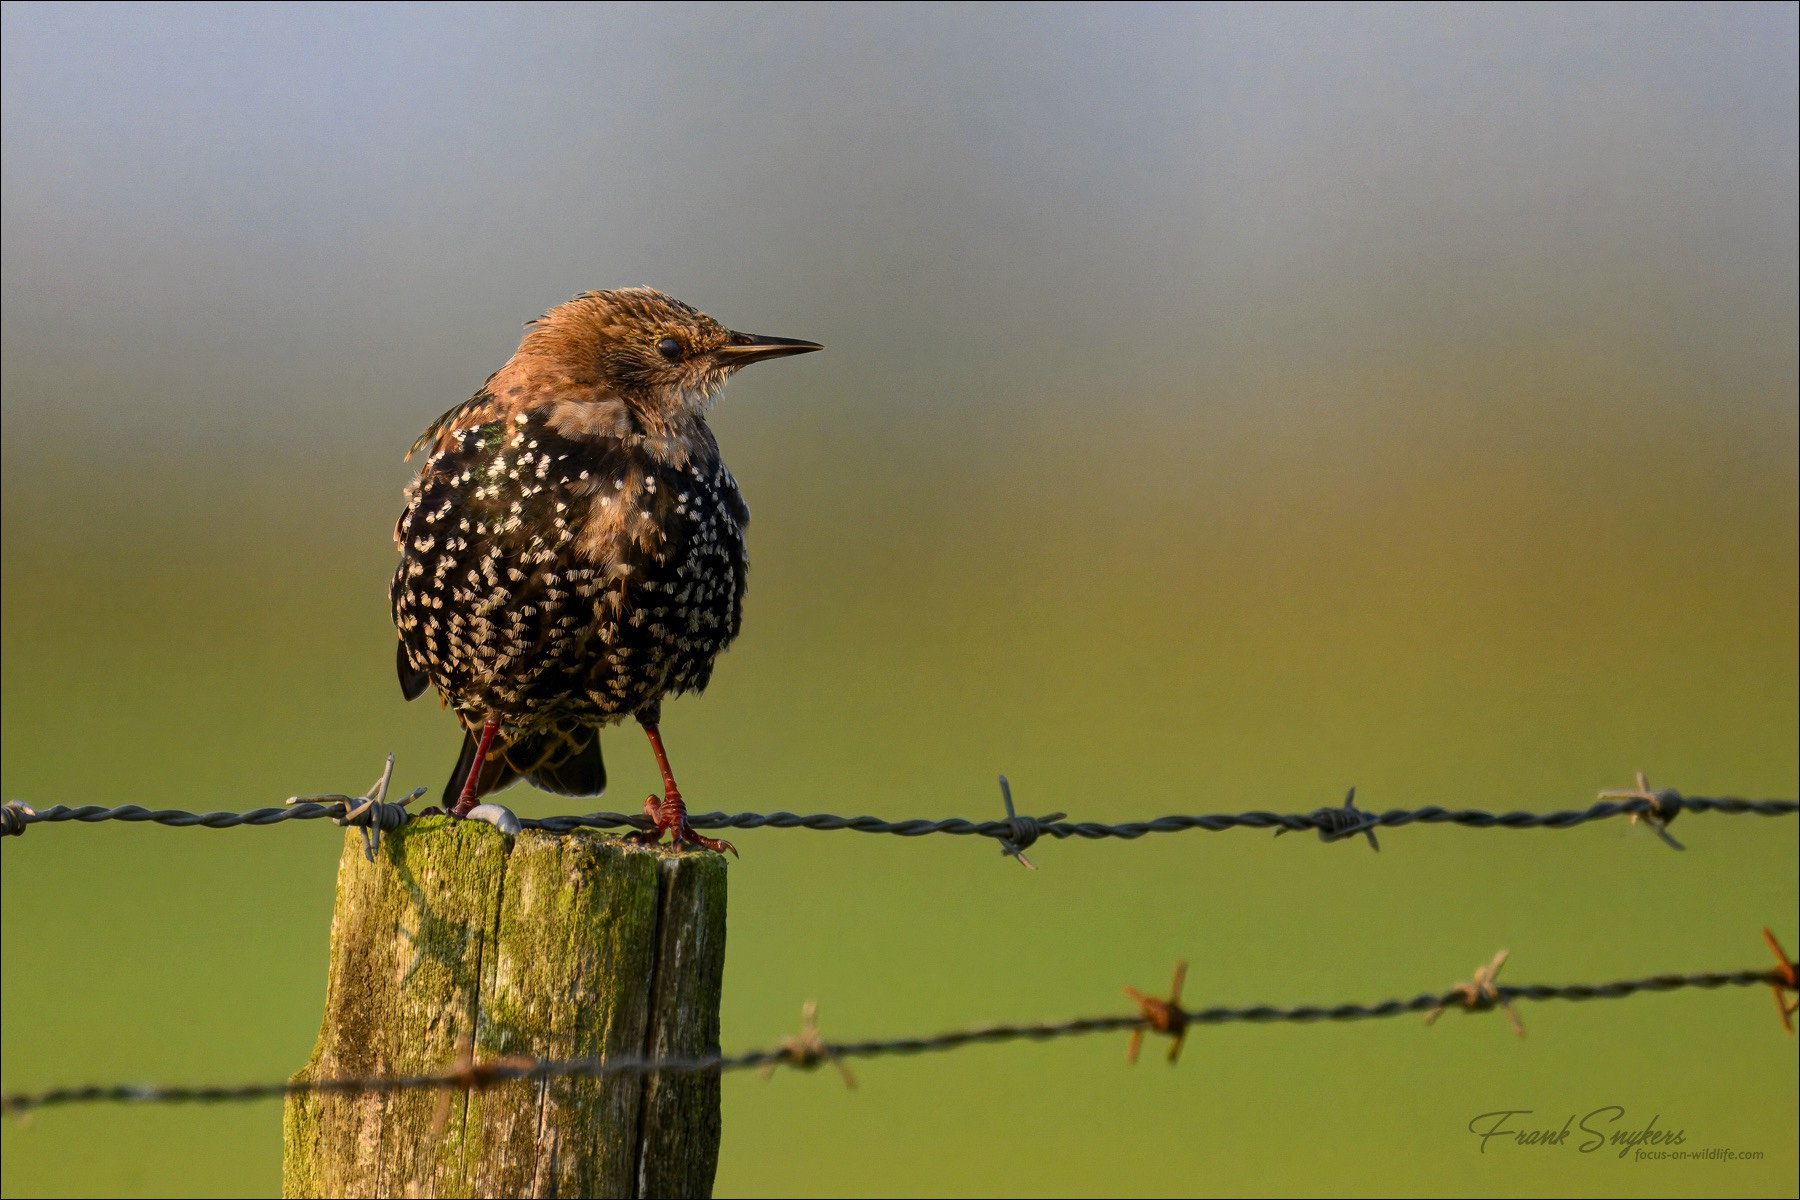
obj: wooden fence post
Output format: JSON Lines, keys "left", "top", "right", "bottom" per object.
{"left": 282, "top": 817, "right": 727, "bottom": 1198}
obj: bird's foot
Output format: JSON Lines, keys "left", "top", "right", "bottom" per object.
{"left": 430, "top": 717, "right": 502, "bottom": 822}
{"left": 628, "top": 791, "right": 737, "bottom": 857}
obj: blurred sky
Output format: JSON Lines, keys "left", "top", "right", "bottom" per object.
{"left": 4, "top": 2, "right": 1795, "bottom": 463}
{"left": 2, "top": 4, "right": 1796, "bottom": 1198}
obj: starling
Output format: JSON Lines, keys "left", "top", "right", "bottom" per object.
{"left": 391, "top": 288, "right": 820, "bottom": 853}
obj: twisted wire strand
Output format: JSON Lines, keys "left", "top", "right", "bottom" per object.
{"left": 6, "top": 793, "right": 1795, "bottom": 845}
{"left": 4, "top": 965, "right": 1788, "bottom": 1114}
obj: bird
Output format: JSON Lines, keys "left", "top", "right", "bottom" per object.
{"left": 390, "top": 288, "right": 821, "bottom": 854}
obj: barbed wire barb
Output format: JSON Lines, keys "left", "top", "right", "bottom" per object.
{"left": 1598, "top": 771, "right": 1685, "bottom": 851}
{"left": 760, "top": 1002, "right": 856, "bottom": 1089}
{"left": 1424, "top": 949, "right": 1524, "bottom": 1037}
{"left": 994, "top": 776, "right": 1063, "bottom": 869}
{"left": 286, "top": 753, "right": 426, "bottom": 861}
{"left": 1274, "top": 787, "right": 1379, "bottom": 851}
{"left": 1, "top": 802, "right": 36, "bottom": 838}
{"left": 1763, "top": 927, "right": 1798, "bottom": 1034}
{"left": 1123, "top": 960, "right": 1189, "bottom": 1064}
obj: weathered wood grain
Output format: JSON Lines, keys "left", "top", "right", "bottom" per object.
{"left": 283, "top": 818, "right": 726, "bottom": 1198}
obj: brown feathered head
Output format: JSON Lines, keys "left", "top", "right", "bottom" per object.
{"left": 513, "top": 288, "right": 821, "bottom": 426}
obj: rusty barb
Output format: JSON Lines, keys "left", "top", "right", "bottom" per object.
{"left": 1124, "top": 961, "right": 1190, "bottom": 1065}
{"left": 1425, "top": 949, "right": 1525, "bottom": 1038}
{"left": 430, "top": 1033, "right": 539, "bottom": 1134}
{"left": 1598, "top": 771, "right": 1685, "bottom": 851}
{"left": 761, "top": 1002, "right": 856, "bottom": 1089}
{"left": 1763, "top": 927, "right": 1799, "bottom": 1035}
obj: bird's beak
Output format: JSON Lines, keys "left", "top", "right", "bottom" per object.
{"left": 713, "top": 332, "right": 823, "bottom": 367}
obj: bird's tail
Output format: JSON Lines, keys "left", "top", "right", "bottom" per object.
{"left": 443, "top": 719, "right": 607, "bottom": 808}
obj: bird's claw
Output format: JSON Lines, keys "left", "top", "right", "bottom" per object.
{"left": 629, "top": 792, "right": 738, "bottom": 857}
{"left": 681, "top": 829, "right": 738, "bottom": 857}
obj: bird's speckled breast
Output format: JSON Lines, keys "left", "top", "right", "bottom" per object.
{"left": 391, "top": 404, "right": 749, "bottom": 727}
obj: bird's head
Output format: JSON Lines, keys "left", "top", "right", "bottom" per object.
{"left": 512, "top": 288, "right": 821, "bottom": 430}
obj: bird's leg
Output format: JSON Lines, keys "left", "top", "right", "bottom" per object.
{"left": 450, "top": 717, "right": 501, "bottom": 819}
{"left": 632, "top": 719, "right": 736, "bottom": 857}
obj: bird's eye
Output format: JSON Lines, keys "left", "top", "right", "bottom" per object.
{"left": 657, "top": 337, "right": 684, "bottom": 361}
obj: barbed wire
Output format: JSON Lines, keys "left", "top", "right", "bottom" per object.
{"left": 5, "top": 938, "right": 1794, "bottom": 1115}
{"left": 3, "top": 760, "right": 1794, "bottom": 861}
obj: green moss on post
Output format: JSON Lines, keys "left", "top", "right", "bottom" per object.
{"left": 283, "top": 818, "right": 727, "bottom": 1198}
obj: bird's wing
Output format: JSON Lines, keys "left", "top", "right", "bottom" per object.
{"left": 396, "top": 639, "right": 431, "bottom": 701}
{"left": 406, "top": 383, "right": 504, "bottom": 461}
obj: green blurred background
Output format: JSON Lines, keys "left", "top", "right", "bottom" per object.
{"left": 3, "top": 3, "right": 1795, "bottom": 1196}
